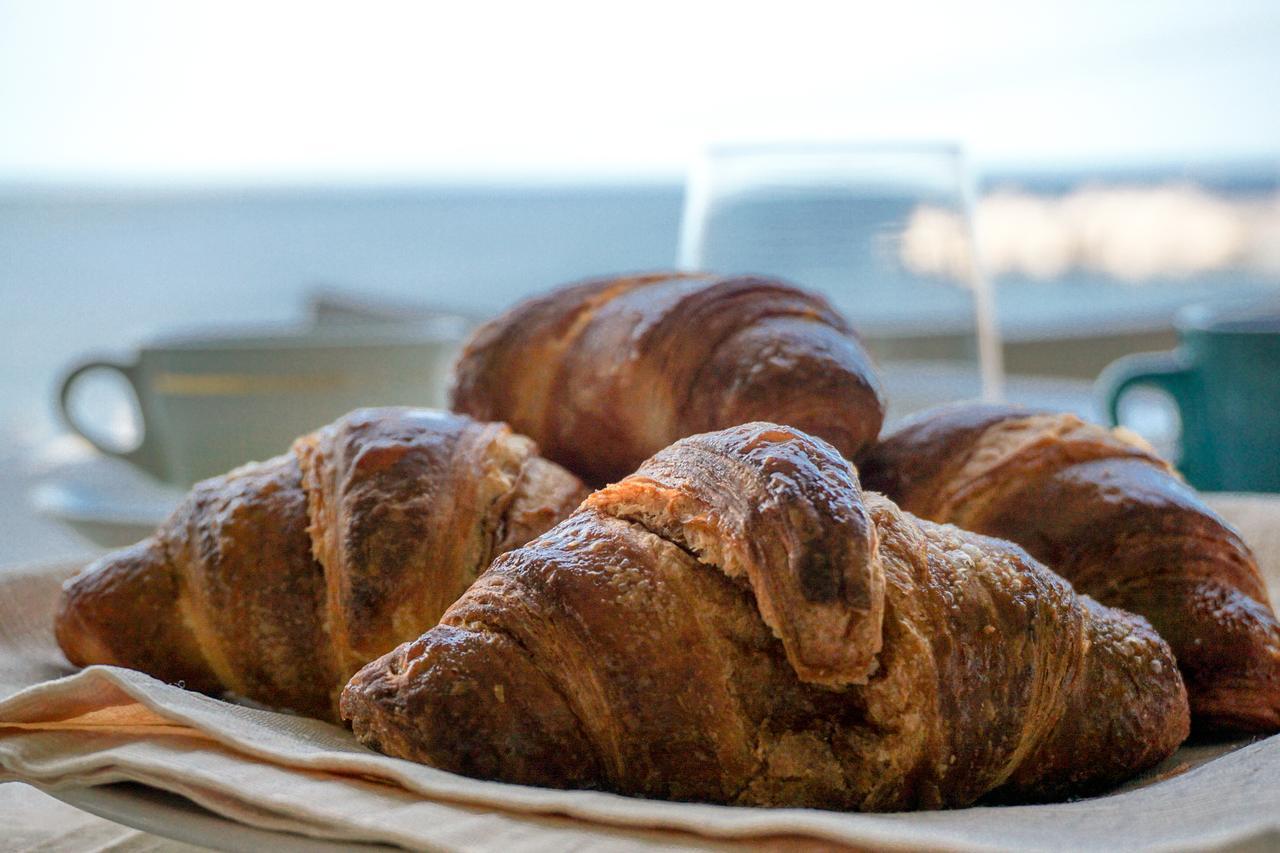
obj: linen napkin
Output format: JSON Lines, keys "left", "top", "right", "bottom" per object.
{"left": 3, "top": 495, "right": 1280, "bottom": 852}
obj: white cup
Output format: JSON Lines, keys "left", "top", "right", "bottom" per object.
{"left": 58, "top": 324, "right": 469, "bottom": 485}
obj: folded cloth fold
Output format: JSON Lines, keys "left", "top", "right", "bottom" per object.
{"left": 3, "top": 494, "right": 1280, "bottom": 852}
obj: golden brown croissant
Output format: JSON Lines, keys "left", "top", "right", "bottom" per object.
{"left": 449, "top": 271, "right": 886, "bottom": 485}
{"left": 859, "top": 402, "right": 1280, "bottom": 733}
{"left": 342, "top": 423, "right": 1189, "bottom": 809}
{"left": 55, "top": 407, "right": 587, "bottom": 721}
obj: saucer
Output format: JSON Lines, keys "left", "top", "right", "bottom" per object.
{"left": 30, "top": 437, "right": 184, "bottom": 548}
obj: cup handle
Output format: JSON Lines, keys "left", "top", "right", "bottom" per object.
{"left": 57, "top": 358, "right": 168, "bottom": 480}
{"left": 1096, "top": 350, "right": 1206, "bottom": 479}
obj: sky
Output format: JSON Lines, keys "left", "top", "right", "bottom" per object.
{"left": 1, "top": 0, "right": 1278, "bottom": 183}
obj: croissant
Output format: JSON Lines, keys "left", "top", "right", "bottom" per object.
{"left": 449, "top": 271, "right": 886, "bottom": 485}
{"left": 342, "top": 422, "right": 1189, "bottom": 810}
{"left": 55, "top": 407, "right": 587, "bottom": 721}
{"left": 859, "top": 403, "right": 1280, "bottom": 733}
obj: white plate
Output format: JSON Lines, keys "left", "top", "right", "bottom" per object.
{"left": 48, "top": 783, "right": 388, "bottom": 852}
{"left": 40, "top": 742, "right": 1262, "bottom": 852}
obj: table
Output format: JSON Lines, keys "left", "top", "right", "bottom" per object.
{"left": 0, "top": 427, "right": 196, "bottom": 850}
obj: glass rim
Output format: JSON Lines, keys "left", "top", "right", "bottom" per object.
{"left": 700, "top": 140, "right": 965, "bottom": 158}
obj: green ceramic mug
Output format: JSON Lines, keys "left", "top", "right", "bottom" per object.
{"left": 57, "top": 324, "right": 467, "bottom": 486}
{"left": 1097, "top": 296, "right": 1280, "bottom": 492}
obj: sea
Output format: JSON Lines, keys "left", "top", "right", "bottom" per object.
{"left": 2, "top": 165, "right": 1278, "bottom": 438}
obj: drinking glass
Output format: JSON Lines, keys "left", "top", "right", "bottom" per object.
{"left": 678, "top": 142, "right": 1003, "bottom": 423}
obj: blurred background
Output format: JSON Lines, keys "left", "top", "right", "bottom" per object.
{"left": 2, "top": 0, "right": 1279, "bottom": 558}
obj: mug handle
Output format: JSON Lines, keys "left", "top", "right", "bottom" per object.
{"left": 57, "top": 358, "right": 168, "bottom": 480}
{"left": 1096, "top": 350, "right": 1207, "bottom": 481}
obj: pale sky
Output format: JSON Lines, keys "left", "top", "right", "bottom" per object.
{"left": 1, "top": 0, "right": 1278, "bottom": 183}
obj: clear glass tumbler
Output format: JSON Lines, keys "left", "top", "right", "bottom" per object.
{"left": 678, "top": 142, "right": 1003, "bottom": 423}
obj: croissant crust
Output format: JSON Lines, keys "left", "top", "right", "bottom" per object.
{"left": 859, "top": 402, "right": 1280, "bottom": 733}
{"left": 343, "top": 422, "right": 1189, "bottom": 809}
{"left": 450, "top": 272, "right": 886, "bottom": 484}
{"left": 55, "top": 407, "right": 587, "bottom": 720}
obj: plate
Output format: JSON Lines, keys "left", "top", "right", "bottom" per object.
{"left": 47, "top": 783, "right": 388, "bottom": 852}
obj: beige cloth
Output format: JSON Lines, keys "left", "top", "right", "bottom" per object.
{"left": 2, "top": 497, "right": 1280, "bottom": 852}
